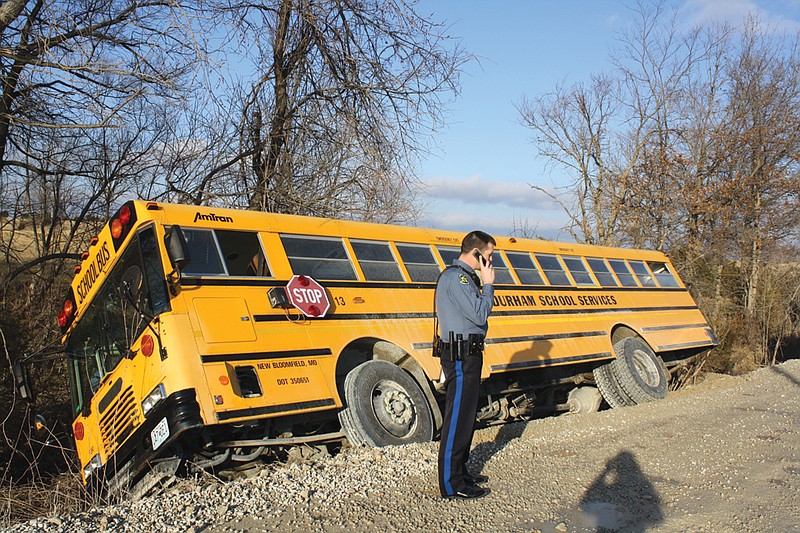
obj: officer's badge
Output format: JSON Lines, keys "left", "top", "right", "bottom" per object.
{"left": 459, "top": 274, "right": 469, "bottom": 284}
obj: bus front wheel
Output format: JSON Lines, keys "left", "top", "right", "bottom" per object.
{"left": 610, "top": 337, "right": 668, "bottom": 404}
{"left": 339, "top": 360, "right": 434, "bottom": 447}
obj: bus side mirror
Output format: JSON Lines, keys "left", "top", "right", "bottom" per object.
{"left": 165, "top": 225, "right": 191, "bottom": 271}
{"left": 13, "top": 362, "right": 35, "bottom": 403}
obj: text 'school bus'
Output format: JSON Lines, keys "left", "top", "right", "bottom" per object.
{"left": 45, "top": 200, "right": 716, "bottom": 495}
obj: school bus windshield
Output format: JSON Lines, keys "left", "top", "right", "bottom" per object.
{"left": 66, "top": 226, "right": 170, "bottom": 415}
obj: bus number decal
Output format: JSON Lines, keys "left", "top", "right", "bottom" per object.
{"left": 276, "top": 377, "right": 310, "bottom": 386}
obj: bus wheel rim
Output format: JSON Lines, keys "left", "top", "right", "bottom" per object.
{"left": 632, "top": 349, "right": 660, "bottom": 387}
{"left": 371, "top": 380, "right": 416, "bottom": 437}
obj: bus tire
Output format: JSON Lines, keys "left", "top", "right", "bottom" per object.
{"left": 338, "top": 407, "right": 367, "bottom": 447}
{"left": 610, "top": 337, "right": 668, "bottom": 404}
{"left": 593, "top": 362, "right": 634, "bottom": 409}
{"left": 341, "top": 360, "right": 434, "bottom": 447}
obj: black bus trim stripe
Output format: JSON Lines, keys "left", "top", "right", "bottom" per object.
{"left": 201, "top": 348, "right": 332, "bottom": 364}
{"left": 657, "top": 340, "right": 717, "bottom": 351}
{"left": 642, "top": 322, "right": 710, "bottom": 332}
{"left": 217, "top": 398, "right": 336, "bottom": 421}
{"left": 412, "top": 330, "right": 606, "bottom": 350}
{"left": 180, "top": 277, "right": 689, "bottom": 293}
{"left": 254, "top": 305, "right": 701, "bottom": 323}
{"left": 490, "top": 352, "right": 613, "bottom": 372}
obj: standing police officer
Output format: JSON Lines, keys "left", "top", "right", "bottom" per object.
{"left": 435, "top": 230, "right": 495, "bottom": 499}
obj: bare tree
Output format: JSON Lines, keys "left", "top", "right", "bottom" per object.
{"left": 520, "top": 2, "right": 800, "bottom": 368}
{"left": 206, "top": 0, "right": 468, "bottom": 221}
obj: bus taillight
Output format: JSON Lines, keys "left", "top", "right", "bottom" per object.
{"left": 74, "top": 421, "right": 84, "bottom": 440}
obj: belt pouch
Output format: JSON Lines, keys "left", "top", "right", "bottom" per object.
{"left": 448, "top": 332, "right": 456, "bottom": 362}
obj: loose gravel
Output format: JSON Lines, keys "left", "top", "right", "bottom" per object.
{"left": 7, "top": 359, "right": 800, "bottom": 532}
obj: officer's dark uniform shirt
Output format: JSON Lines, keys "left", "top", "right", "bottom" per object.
{"left": 436, "top": 259, "right": 494, "bottom": 339}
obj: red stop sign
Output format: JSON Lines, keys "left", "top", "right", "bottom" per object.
{"left": 285, "top": 275, "right": 330, "bottom": 317}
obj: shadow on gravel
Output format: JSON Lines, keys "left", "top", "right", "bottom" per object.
{"left": 469, "top": 421, "right": 526, "bottom": 473}
{"left": 578, "top": 450, "right": 663, "bottom": 532}
{"left": 770, "top": 364, "right": 800, "bottom": 387}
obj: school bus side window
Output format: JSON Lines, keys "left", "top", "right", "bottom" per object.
{"left": 628, "top": 260, "right": 657, "bottom": 287}
{"left": 181, "top": 229, "right": 225, "bottom": 275}
{"left": 562, "top": 255, "right": 596, "bottom": 286}
{"left": 506, "top": 252, "right": 546, "bottom": 286}
{"left": 396, "top": 244, "right": 439, "bottom": 282}
{"left": 350, "top": 240, "right": 403, "bottom": 281}
{"left": 488, "top": 252, "right": 514, "bottom": 284}
{"left": 608, "top": 259, "right": 638, "bottom": 287}
{"left": 587, "top": 257, "right": 619, "bottom": 287}
{"left": 647, "top": 261, "right": 679, "bottom": 287}
{"left": 534, "top": 254, "right": 572, "bottom": 286}
{"left": 281, "top": 235, "right": 357, "bottom": 280}
{"left": 215, "top": 230, "right": 270, "bottom": 277}
{"left": 437, "top": 246, "right": 460, "bottom": 267}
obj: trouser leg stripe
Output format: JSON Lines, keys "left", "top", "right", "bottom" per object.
{"left": 443, "top": 360, "right": 463, "bottom": 496}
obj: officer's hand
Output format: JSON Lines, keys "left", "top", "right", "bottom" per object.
{"left": 480, "top": 257, "right": 495, "bottom": 285}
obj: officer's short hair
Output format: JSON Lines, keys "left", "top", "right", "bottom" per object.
{"left": 461, "top": 231, "right": 496, "bottom": 254}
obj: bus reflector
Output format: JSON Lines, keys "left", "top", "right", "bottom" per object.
{"left": 74, "top": 421, "right": 84, "bottom": 440}
{"left": 141, "top": 335, "right": 155, "bottom": 357}
{"left": 219, "top": 376, "right": 229, "bottom": 385}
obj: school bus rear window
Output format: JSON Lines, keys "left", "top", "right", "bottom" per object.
{"left": 281, "top": 235, "right": 357, "bottom": 280}
{"left": 395, "top": 244, "right": 439, "bottom": 282}
{"left": 506, "top": 252, "right": 545, "bottom": 286}
{"left": 350, "top": 240, "right": 403, "bottom": 282}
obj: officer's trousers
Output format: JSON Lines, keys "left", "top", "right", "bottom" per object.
{"left": 438, "top": 354, "right": 482, "bottom": 496}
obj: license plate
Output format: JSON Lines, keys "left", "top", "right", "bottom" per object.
{"left": 151, "top": 417, "right": 170, "bottom": 450}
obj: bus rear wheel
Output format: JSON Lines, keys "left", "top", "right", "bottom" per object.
{"left": 593, "top": 361, "right": 634, "bottom": 409}
{"left": 610, "top": 337, "right": 668, "bottom": 404}
{"left": 340, "top": 360, "right": 434, "bottom": 447}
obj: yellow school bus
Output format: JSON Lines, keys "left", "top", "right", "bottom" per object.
{"left": 49, "top": 200, "right": 715, "bottom": 495}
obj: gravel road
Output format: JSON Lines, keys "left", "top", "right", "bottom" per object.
{"left": 9, "top": 359, "right": 800, "bottom": 533}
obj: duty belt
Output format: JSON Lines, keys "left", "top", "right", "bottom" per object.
{"left": 433, "top": 333, "right": 485, "bottom": 360}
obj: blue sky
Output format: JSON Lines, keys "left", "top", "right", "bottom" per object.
{"left": 413, "top": 0, "right": 800, "bottom": 240}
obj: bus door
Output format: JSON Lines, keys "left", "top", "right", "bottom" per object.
{"left": 177, "top": 227, "right": 335, "bottom": 420}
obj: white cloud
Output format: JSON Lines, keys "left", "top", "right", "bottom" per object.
{"left": 681, "top": 0, "right": 800, "bottom": 31}
{"left": 421, "top": 174, "right": 557, "bottom": 211}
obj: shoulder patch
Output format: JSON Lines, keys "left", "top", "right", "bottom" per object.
{"left": 459, "top": 274, "right": 469, "bottom": 284}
